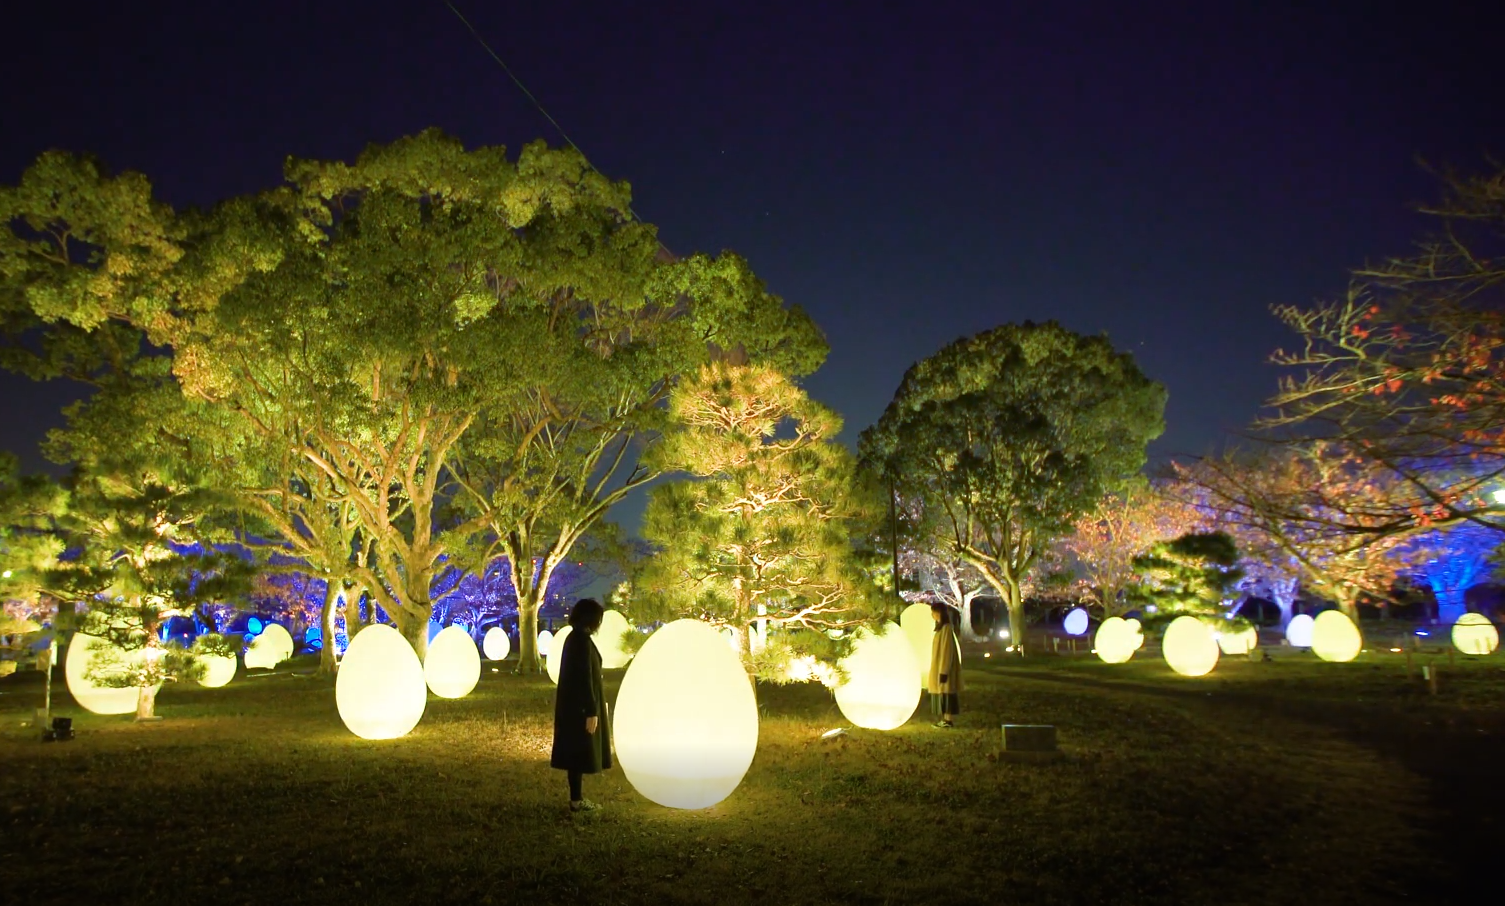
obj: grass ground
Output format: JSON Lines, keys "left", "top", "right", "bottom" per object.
{"left": 0, "top": 644, "right": 1499, "bottom": 905}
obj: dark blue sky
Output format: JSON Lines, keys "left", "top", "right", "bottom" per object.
{"left": 4, "top": 0, "right": 1503, "bottom": 477}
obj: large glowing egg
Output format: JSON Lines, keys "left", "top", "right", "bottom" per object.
{"left": 537, "top": 629, "right": 553, "bottom": 656}
{"left": 1162, "top": 616, "right": 1219, "bottom": 677}
{"left": 1128, "top": 618, "right": 1146, "bottom": 650}
{"left": 1285, "top": 614, "right": 1314, "bottom": 648}
{"left": 1217, "top": 625, "right": 1259, "bottom": 656}
{"left": 482, "top": 627, "right": 511, "bottom": 661}
{"left": 64, "top": 633, "right": 151, "bottom": 715}
{"left": 197, "top": 653, "right": 237, "bottom": 688}
{"left": 424, "top": 625, "right": 481, "bottom": 698}
{"left": 1310, "top": 611, "right": 1361, "bottom": 663}
{"left": 546, "top": 625, "right": 574, "bottom": 685}
{"left": 1452, "top": 613, "right": 1499, "bottom": 656}
{"left": 614, "top": 619, "right": 759, "bottom": 809}
{"left": 336, "top": 624, "right": 427, "bottom": 739}
{"left": 244, "top": 623, "right": 294, "bottom": 669}
{"left": 1063, "top": 607, "right": 1089, "bottom": 637}
{"left": 899, "top": 603, "right": 934, "bottom": 687}
{"left": 596, "top": 610, "right": 633, "bottom": 669}
{"left": 1093, "top": 617, "right": 1140, "bottom": 664}
{"left": 833, "top": 623, "right": 922, "bottom": 731}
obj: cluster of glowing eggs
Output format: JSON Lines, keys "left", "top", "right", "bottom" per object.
{"left": 546, "top": 625, "right": 574, "bottom": 685}
{"left": 1452, "top": 613, "right": 1499, "bottom": 656}
{"left": 1217, "top": 625, "right": 1259, "bottom": 656}
{"left": 899, "top": 603, "right": 934, "bottom": 687}
{"left": 614, "top": 619, "right": 760, "bottom": 809}
{"left": 482, "top": 626, "right": 511, "bottom": 661}
{"left": 1162, "top": 616, "right": 1220, "bottom": 677}
{"left": 424, "top": 625, "right": 481, "bottom": 698}
{"left": 1093, "top": 617, "right": 1142, "bottom": 664}
{"left": 1310, "top": 611, "right": 1362, "bottom": 662}
{"left": 244, "top": 623, "right": 294, "bottom": 669}
{"left": 833, "top": 623, "right": 922, "bottom": 730}
{"left": 335, "top": 624, "right": 427, "bottom": 740}
{"left": 1063, "top": 607, "right": 1090, "bottom": 637}
{"left": 197, "top": 653, "right": 237, "bottom": 688}
{"left": 1285, "top": 614, "right": 1315, "bottom": 648}
{"left": 65, "top": 633, "right": 154, "bottom": 715}
{"left": 596, "top": 610, "right": 633, "bottom": 669}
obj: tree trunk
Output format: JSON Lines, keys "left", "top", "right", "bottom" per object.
{"left": 1006, "top": 577, "right": 1026, "bottom": 655}
{"left": 516, "top": 600, "right": 541, "bottom": 674}
{"left": 317, "top": 581, "right": 341, "bottom": 676}
{"left": 345, "top": 584, "right": 367, "bottom": 638}
{"left": 135, "top": 682, "right": 159, "bottom": 721}
{"left": 1436, "top": 589, "right": 1466, "bottom": 625}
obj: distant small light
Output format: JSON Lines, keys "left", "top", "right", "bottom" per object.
{"left": 820, "top": 728, "right": 847, "bottom": 740}
{"left": 1389, "top": 647, "right": 1402, "bottom": 653}
{"left": 997, "top": 629, "right": 1010, "bottom": 639}
{"left": 1493, "top": 489, "right": 1505, "bottom": 505}
{"left": 1145, "top": 604, "right": 1159, "bottom": 614}
{"left": 1415, "top": 630, "right": 1429, "bottom": 637}
{"left": 983, "top": 652, "right": 991, "bottom": 658}
{"left": 1, "top": 569, "right": 11, "bottom": 579}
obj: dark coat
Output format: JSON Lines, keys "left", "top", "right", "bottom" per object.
{"left": 550, "top": 629, "right": 612, "bottom": 773}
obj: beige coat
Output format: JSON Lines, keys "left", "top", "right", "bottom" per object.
{"left": 926, "top": 622, "right": 963, "bottom": 695}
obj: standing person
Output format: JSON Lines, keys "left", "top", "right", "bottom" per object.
{"left": 928, "top": 602, "right": 963, "bottom": 728}
{"left": 550, "top": 598, "right": 612, "bottom": 812}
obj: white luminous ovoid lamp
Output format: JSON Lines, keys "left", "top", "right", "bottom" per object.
{"left": 1093, "top": 617, "right": 1140, "bottom": 664}
{"left": 1217, "top": 625, "right": 1259, "bottom": 656}
{"left": 899, "top": 603, "right": 934, "bottom": 688}
{"left": 1452, "top": 613, "right": 1499, "bottom": 656}
{"left": 1063, "top": 607, "right": 1089, "bottom": 637}
{"left": 596, "top": 610, "right": 633, "bottom": 669}
{"left": 1127, "top": 618, "right": 1146, "bottom": 650}
{"left": 546, "top": 625, "right": 574, "bottom": 685}
{"left": 1310, "top": 611, "right": 1362, "bottom": 663}
{"left": 833, "top": 623, "right": 922, "bottom": 730}
{"left": 482, "top": 626, "right": 511, "bottom": 661}
{"left": 244, "top": 623, "right": 294, "bottom": 669}
{"left": 613, "top": 619, "right": 760, "bottom": 809}
{"left": 65, "top": 633, "right": 153, "bottom": 715}
{"left": 197, "top": 653, "right": 237, "bottom": 688}
{"left": 1162, "top": 616, "right": 1220, "bottom": 677}
{"left": 537, "top": 630, "right": 553, "bottom": 657}
{"left": 335, "top": 624, "right": 427, "bottom": 740}
{"left": 424, "top": 625, "right": 481, "bottom": 698}
{"left": 1285, "top": 614, "right": 1315, "bottom": 648}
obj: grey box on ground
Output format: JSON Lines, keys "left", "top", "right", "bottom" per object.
{"left": 1002, "top": 724, "right": 1060, "bottom": 762}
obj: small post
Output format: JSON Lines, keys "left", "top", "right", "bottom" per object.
{"left": 1403, "top": 647, "right": 1413, "bottom": 676}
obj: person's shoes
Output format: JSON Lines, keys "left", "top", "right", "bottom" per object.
{"left": 570, "top": 799, "right": 602, "bottom": 812}
{"left": 933, "top": 720, "right": 954, "bottom": 729}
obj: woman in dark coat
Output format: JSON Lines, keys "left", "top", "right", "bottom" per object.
{"left": 550, "top": 598, "right": 612, "bottom": 812}
{"left": 927, "top": 602, "right": 963, "bottom": 728}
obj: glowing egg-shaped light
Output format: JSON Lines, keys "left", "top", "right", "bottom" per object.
{"left": 833, "top": 623, "right": 922, "bottom": 731}
{"left": 596, "top": 610, "right": 633, "bottom": 669}
{"left": 614, "top": 619, "right": 759, "bottom": 809}
{"left": 1063, "top": 607, "right": 1090, "bottom": 637}
{"left": 64, "top": 633, "right": 153, "bottom": 715}
{"left": 1452, "top": 612, "right": 1499, "bottom": 656}
{"left": 537, "top": 630, "right": 553, "bottom": 655}
{"left": 482, "top": 627, "right": 511, "bottom": 661}
{"left": 546, "top": 625, "right": 574, "bottom": 685}
{"left": 335, "top": 624, "right": 427, "bottom": 740}
{"left": 1162, "top": 616, "right": 1219, "bottom": 677}
{"left": 1285, "top": 614, "right": 1314, "bottom": 648}
{"left": 424, "top": 625, "right": 481, "bottom": 698}
{"left": 1093, "top": 617, "right": 1139, "bottom": 664}
{"left": 1127, "top": 618, "right": 1146, "bottom": 650}
{"left": 1218, "top": 625, "right": 1259, "bottom": 656}
{"left": 899, "top": 603, "right": 934, "bottom": 687}
{"left": 197, "top": 653, "right": 237, "bottom": 688}
{"left": 1310, "top": 611, "right": 1361, "bottom": 663}
{"left": 244, "top": 622, "right": 294, "bottom": 669}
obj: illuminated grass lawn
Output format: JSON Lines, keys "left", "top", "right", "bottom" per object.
{"left": 2, "top": 650, "right": 1500, "bottom": 905}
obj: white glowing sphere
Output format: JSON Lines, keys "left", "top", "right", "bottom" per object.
{"left": 1285, "top": 614, "right": 1315, "bottom": 648}
{"left": 899, "top": 603, "right": 934, "bottom": 687}
{"left": 1310, "top": 611, "right": 1361, "bottom": 663}
{"left": 833, "top": 623, "right": 922, "bottom": 731}
{"left": 1217, "top": 625, "right": 1259, "bottom": 656}
{"left": 64, "top": 633, "right": 154, "bottom": 715}
{"left": 1093, "top": 617, "right": 1140, "bottom": 664}
{"left": 1162, "top": 616, "right": 1219, "bottom": 677}
{"left": 1452, "top": 613, "right": 1499, "bottom": 656}
{"left": 482, "top": 627, "right": 511, "bottom": 661}
{"left": 424, "top": 624, "right": 481, "bottom": 698}
{"left": 614, "top": 619, "right": 759, "bottom": 809}
{"left": 197, "top": 653, "right": 237, "bottom": 688}
{"left": 1063, "top": 607, "right": 1090, "bottom": 637}
{"left": 546, "top": 625, "right": 574, "bottom": 685}
{"left": 335, "top": 624, "right": 427, "bottom": 740}
{"left": 537, "top": 630, "right": 553, "bottom": 656}
{"left": 596, "top": 610, "right": 633, "bottom": 669}
{"left": 244, "top": 623, "right": 294, "bottom": 670}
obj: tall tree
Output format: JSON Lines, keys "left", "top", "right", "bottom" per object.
{"left": 860, "top": 321, "right": 1166, "bottom": 653}
{"left": 1058, "top": 480, "right": 1205, "bottom": 617}
{"left": 1126, "top": 532, "right": 1243, "bottom": 620}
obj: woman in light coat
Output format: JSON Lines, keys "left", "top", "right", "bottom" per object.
{"left": 927, "top": 602, "right": 963, "bottom": 728}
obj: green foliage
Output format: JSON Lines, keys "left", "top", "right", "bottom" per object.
{"left": 1127, "top": 531, "right": 1244, "bottom": 619}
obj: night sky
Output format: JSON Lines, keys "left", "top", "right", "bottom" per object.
{"left": 4, "top": 0, "right": 1503, "bottom": 484}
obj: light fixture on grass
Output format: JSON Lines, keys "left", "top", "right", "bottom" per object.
{"left": 336, "top": 624, "right": 426, "bottom": 740}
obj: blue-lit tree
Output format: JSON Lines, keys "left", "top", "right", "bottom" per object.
{"left": 1405, "top": 524, "right": 1499, "bottom": 623}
